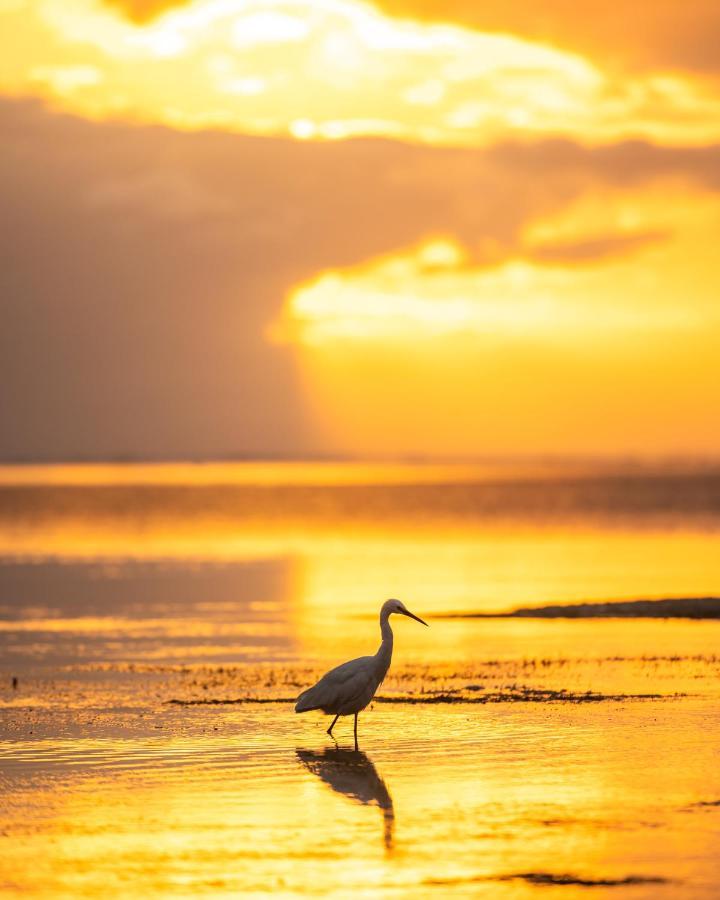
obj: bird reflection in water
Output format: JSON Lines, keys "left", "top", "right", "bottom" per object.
{"left": 296, "top": 747, "right": 395, "bottom": 851}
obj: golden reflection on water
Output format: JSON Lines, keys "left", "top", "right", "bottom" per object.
{"left": 2, "top": 517, "right": 720, "bottom": 670}
{"left": 2, "top": 703, "right": 720, "bottom": 898}
{"left": 2, "top": 518, "right": 720, "bottom": 606}
{"left": 1, "top": 461, "right": 720, "bottom": 669}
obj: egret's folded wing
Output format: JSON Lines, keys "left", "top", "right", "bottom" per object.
{"left": 295, "top": 656, "right": 374, "bottom": 712}
{"left": 333, "top": 666, "right": 379, "bottom": 712}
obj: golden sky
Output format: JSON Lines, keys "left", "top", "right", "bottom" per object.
{"left": 1, "top": 0, "right": 719, "bottom": 458}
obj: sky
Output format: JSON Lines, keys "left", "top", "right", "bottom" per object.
{"left": 1, "top": 0, "right": 719, "bottom": 460}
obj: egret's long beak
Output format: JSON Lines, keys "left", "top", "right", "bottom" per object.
{"left": 402, "top": 609, "right": 428, "bottom": 626}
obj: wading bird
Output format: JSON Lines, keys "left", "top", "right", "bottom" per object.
{"left": 295, "top": 599, "right": 428, "bottom": 748}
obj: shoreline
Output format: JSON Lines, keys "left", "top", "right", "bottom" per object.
{"left": 439, "top": 596, "right": 720, "bottom": 620}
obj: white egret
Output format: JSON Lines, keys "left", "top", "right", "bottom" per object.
{"left": 294, "top": 598, "right": 428, "bottom": 747}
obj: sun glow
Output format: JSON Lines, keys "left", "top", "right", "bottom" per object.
{"left": 273, "top": 187, "right": 720, "bottom": 456}
{"left": 276, "top": 185, "right": 720, "bottom": 346}
{"left": 2, "top": 0, "right": 720, "bottom": 462}
{"left": 2, "top": 0, "right": 720, "bottom": 144}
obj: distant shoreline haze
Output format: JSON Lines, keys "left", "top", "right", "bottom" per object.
{"left": 1, "top": 455, "right": 720, "bottom": 487}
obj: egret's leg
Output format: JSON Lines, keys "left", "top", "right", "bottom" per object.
{"left": 353, "top": 713, "right": 359, "bottom": 751}
{"left": 327, "top": 714, "right": 340, "bottom": 736}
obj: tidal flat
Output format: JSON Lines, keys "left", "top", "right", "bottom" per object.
{"left": 3, "top": 638, "right": 720, "bottom": 899}
{"left": 1, "top": 462, "right": 719, "bottom": 897}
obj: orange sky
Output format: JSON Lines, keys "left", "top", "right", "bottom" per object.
{"left": 1, "top": 0, "right": 719, "bottom": 459}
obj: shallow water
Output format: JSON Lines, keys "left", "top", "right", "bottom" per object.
{"left": 2, "top": 701, "right": 720, "bottom": 898}
{"left": 1, "top": 462, "right": 719, "bottom": 897}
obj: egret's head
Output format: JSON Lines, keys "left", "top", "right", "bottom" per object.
{"left": 384, "top": 598, "right": 428, "bottom": 626}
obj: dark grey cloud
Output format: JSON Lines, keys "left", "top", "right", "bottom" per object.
{"left": 484, "top": 138, "right": 720, "bottom": 190}
{"left": 1, "top": 98, "right": 719, "bottom": 460}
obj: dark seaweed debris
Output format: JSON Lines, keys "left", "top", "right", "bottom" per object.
{"left": 498, "top": 872, "right": 670, "bottom": 887}
{"left": 166, "top": 687, "right": 670, "bottom": 706}
{"left": 425, "top": 871, "right": 670, "bottom": 887}
{"left": 375, "top": 689, "right": 668, "bottom": 704}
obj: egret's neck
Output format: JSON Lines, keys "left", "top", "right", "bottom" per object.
{"left": 376, "top": 609, "right": 394, "bottom": 665}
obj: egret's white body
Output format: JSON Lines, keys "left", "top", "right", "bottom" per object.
{"left": 295, "top": 599, "right": 428, "bottom": 747}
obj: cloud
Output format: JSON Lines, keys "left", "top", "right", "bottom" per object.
{"left": 1, "top": 97, "right": 719, "bottom": 459}
{"left": 5, "top": 0, "right": 719, "bottom": 147}
{"left": 485, "top": 139, "right": 720, "bottom": 190}
{"left": 103, "top": 0, "right": 181, "bottom": 21}
{"left": 373, "top": 0, "right": 720, "bottom": 75}
{"left": 526, "top": 230, "right": 670, "bottom": 265}
{"left": 101, "top": 0, "right": 720, "bottom": 74}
